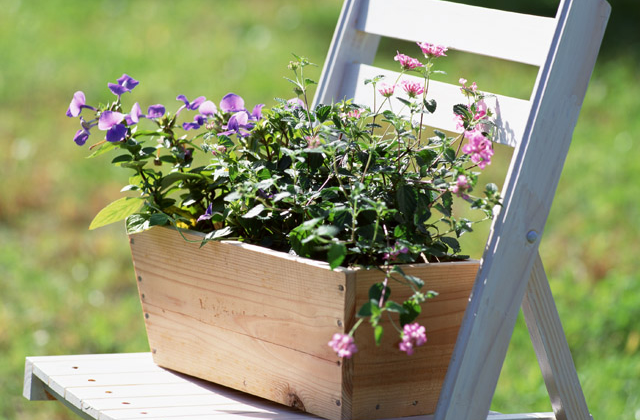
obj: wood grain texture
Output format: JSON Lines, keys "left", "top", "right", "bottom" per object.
{"left": 356, "top": 0, "right": 555, "bottom": 66}
{"left": 434, "top": 0, "right": 610, "bottom": 419}
{"left": 129, "top": 227, "right": 478, "bottom": 420}
{"left": 523, "top": 254, "right": 591, "bottom": 420}
{"left": 340, "top": 63, "right": 530, "bottom": 147}
{"left": 24, "top": 353, "right": 563, "bottom": 420}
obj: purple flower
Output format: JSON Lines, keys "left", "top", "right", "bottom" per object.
{"left": 66, "top": 91, "right": 95, "bottom": 117}
{"left": 220, "top": 93, "right": 245, "bottom": 113}
{"left": 218, "top": 111, "right": 251, "bottom": 137}
{"left": 98, "top": 111, "right": 127, "bottom": 142}
{"left": 108, "top": 74, "right": 139, "bottom": 97}
{"left": 146, "top": 104, "right": 166, "bottom": 119}
{"left": 286, "top": 97, "right": 306, "bottom": 110}
{"left": 197, "top": 204, "right": 213, "bottom": 223}
{"left": 328, "top": 333, "right": 358, "bottom": 358}
{"left": 72, "top": 117, "right": 97, "bottom": 146}
{"left": 125, "top": 102, "right": 144, "bottom": 125}
{"left": 198, "top": 100, "right": 217, "bottom": 117}
{"left": 399, "top": 323, "right": 427, "bottom": 355}
{"left": 73, "top": 128, "right": 90, "bottom": 146}
{"left": 183, "top": 114, "right": 206, "bottom": 131}
{"left": 176, "top": 94, "right": 206, "bottom": 114}
{"left": 249, "top": 103, "right": 265, "bottom": 121}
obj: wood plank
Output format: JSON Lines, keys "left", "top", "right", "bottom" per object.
{"left": 356, "top": 0, "right": 556, "bottom": 66}
{"left": 433, "top": 0, "right": 610, "bottom": 419}
{"left": 341, "top": 63, "right": 530, "bottom": 147}
{"left": 522, "top": 254, "right": 591, "bottom": 420}
{"left": 25, "top": 353, "right": 564, "bottom": 420}
{"left": 314, "top": 0, "right": 381, "bottom": 107}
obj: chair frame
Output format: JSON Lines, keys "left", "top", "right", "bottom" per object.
{"left": 313, "top": 1, "right": 611, "bottom": 419}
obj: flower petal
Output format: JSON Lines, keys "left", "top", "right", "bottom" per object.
{"left": 146, "top": 104, "right": 166, "bottom": 119}
{"left": 98, "top": 111, "right": 125, "bottom": 130}
{"left": 250, "top": 104, "right": 265, "bottom": 120}
{"left": 117, "top": 74, "right": 139, "bottom": 90}
{"left": 66, "top": 91, "right": 86, "bottom": 117}
{"left": 73, "top": 128, "right": 90, "bottom": 146}
{"left": 188, "top": 96, "right": 206, "bottom": 110}
{"left": 198, "top": 100, "right": 217, "bottom": 117}
{"left": 105, "top": 124, "right": 127, "bottom": 142}
{"left": 220, "top": 93, "right": 244, "bottom": 113}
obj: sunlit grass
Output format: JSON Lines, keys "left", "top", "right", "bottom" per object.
{"left": 2, "top": 1, "right": 638, "bottom": 419}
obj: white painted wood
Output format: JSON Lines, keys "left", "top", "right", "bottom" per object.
{"left": 523, "top": 254, "right": 591, "bottom": 420}
{"left": 356, "top": 0, "right": 555, "bottom": 66}
{"left": 341, "top": 63, "right": 530, "bottom": 147}
{"left": 434, "top": 0, "right": 610, "bottom": 419}
{"left": 23, "top": 353, "right": 562, "bottom": 420}
{"left": 313, "top": 0, "right": 381, "bottom": 108}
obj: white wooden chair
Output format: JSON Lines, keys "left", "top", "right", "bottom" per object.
{"left": 314, "top": 1, "right": 610, "bottom": 420}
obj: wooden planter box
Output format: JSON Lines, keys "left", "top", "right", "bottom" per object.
{"left": 129, "top": 226, "right": 478, "bottom": 420}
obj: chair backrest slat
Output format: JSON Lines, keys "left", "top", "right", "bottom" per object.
{"left": 357, "top": 0, "right": 556, "bottom": 66}
{"left": 343, "top": 63, "right": 531, "bottom": 147}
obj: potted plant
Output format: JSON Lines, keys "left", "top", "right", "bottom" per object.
{"left": 65, "top": 44, "right": 501, "bottom": 420}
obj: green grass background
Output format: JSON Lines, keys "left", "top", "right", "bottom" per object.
{"left": 1, "top": 0, "right": 638, "bottom": 419}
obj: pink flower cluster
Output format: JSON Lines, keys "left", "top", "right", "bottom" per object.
{"left": 377, "top": 82, "right": 396, "bottom": 98}
{"left": 328, "top": 333, "right": 358, "bottom": 358}
{"left": 394, "top": 52, "right": 423, "bottom": 70}
{"left": 450, "top": 175, "right": 470, "bottom": 198}
{"left": 305, "top": 135, "right": 322, "bottom": 149}
{"left": 459, "top": 78, "right": 478, "bottom": 94}
{"left": 401, "top": 80, "right": 424, "bottom": 98}
{"left": 399, "top": 323, "right": 427, "bottom": 355}
{"left": 454, "top": 99, "right": 488, "bottom": 132}
{"left": 462, "top": 130, "right": 494, "bottom": 169}
{"left": 417, "top": 42, "right": 448, "bottom": 58}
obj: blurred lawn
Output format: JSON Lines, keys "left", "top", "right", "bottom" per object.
{"left": 1, "top": 1, "right": 638, "bottom": 420}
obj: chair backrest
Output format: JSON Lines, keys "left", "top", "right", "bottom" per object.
{"left": 314, "top": 1, "right": 610, "bottom": 419}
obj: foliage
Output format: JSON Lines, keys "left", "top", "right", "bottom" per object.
{"left": 66, "top": 46, "right": 501, "bottom": 353}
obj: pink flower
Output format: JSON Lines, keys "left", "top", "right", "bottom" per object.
{"left": 328, "top": 333, "right": 358, "bottom": 358}
{"left": 462, "top": 129, "right": 494, "bottom": 169}
{"left": 459, "top": 78, "right": 478, "bottom": 94}
{"left": 401, "top": 80, "right": 424, "bottom": 98}
{"left": 451, "top": 175, "right": 470, "bottom": 198}
{"left": 377, "top": 82, "right": 396, "bottom": 98}
{"left": 399, "top": 323, "right": 427, "bottom": 355}
{"left": 394, "top": 52, "right": 423, "bottom": 70}
{"left": 211, "top": 144, "right": 227, "bottom": 156}
{"left": 417, "top": 42, "right": 448, "bottom": 58}
{"left": 347, "top": 109, "right": 362, "bottom": 119}
{"left": 306, "top": 135, "right": 322, "bottom": 149}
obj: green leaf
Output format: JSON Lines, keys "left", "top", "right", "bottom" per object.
{"left": 89, "top": 197, "right": 142, "bottom": 230}
{"left": 424, "top": 98, "right": 437, "bottom": 113}
{"left": 385, "top": 301, "right": 407, "bottom": 314}
{"left": 111, "top": 154, "right": 132, "bottom": 164}
{"left": 397, "top": 184, "right": 418, "bottom": 219}
{"left": 86, "top": 142, "right": 117, "bottom": 159}
{"left": 440, "top": 236, "right": 461, "bottom": 253}
{"left": 125, "top": 213, "right": 151, "bottom": 234}
{"left": 368, "top": 283, "right": 391, "bottom": 302}
{"left": 327, "top": 242, "right": 347, "bottom": 269}
{"left": 201, "top": 226, "right": 233, "bottom": 246}
{"left": 243, "top": 204, "right": 265, "bottom": 219}
{"left": 315, "top": 105, "right": 332, "bottom": 122}
{"left": 453, "top": 103, "right": 470, "bottom": 117}
{"left": 120, "top": 160, "right": 147, "bottom": 170}
{"left": 148, "top": 212, "right": 171, "bottom": 227}
{"left": 400, "top": 300, "right": 422, "bottom": 326}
